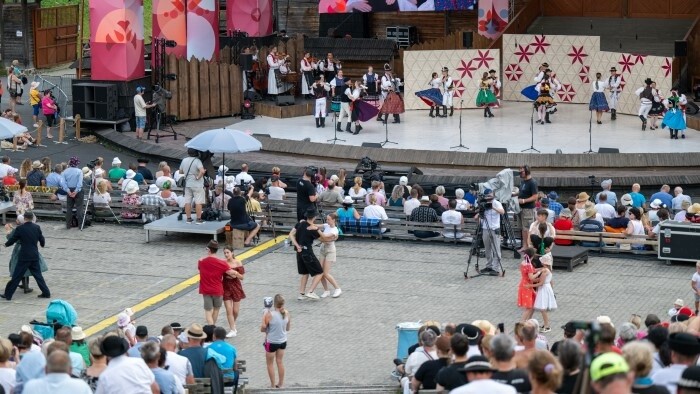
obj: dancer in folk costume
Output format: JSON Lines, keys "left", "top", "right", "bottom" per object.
{"left": 439, "top": 66, "right": 454, "bottom": 117}
{"left": 318, "top": 52, "right": 341, "bottom": 84}
{"left": 635, "top": 78, "right": 654, "bottom": 131}
{"left": 488, "top": 69, "right": 502, "bottom": 108}
{"left": 414, "top": 72, "right": 443, "bottom": 118}
{"left": 607, "top": 67, "right": 622, "bottom": 120}
{"left": 378, "top": 64, "right": 405, "bottom": 124}
{"left": 266, "top": 47, "right": 292, "bottom": 96}
{"left": 362, "top": 66, "right": 380, "bottom": 96}
{"left": 664, "top": 89, "right": 689, "bottom": 139}
{"left": 300, "top": 53, "right": 316, "bottom": 99}
{"left": 589, "top": 72, "right": 609, "bottom": 124}
{"left": 661, "top": 92, "right": 687, "bottom": 140}
{"left": 532, "top": 252, "right": 557, "bottom": 333}
{"left": 647, "top": 81, "right": 665, "bottom": 130}
{"left": 349, "top": 81, "right": 380, "bottom": 135}
{"left": 312, "top": 75, "right": 331, "bottom": 129}
{"left": 534, "top": 70, "right": 557, "bottom": 124}
{"left": 476, "top": 72, "right": 498, "bottom": 117}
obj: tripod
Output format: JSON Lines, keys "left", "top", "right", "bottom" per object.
{"left": 465, "top": 211, "right": 505, "bottom": 279}
{"left": 81, "top": 170, "right": 121, "bottom": 230}
{"left": 380, "top": 112, "right": 397, "bottom": 146}
{"left": 521, "top": 104, "right": 541, "bottom": 153}
{"left": 327, "top": 107, "right": 345, "bottom": 144}
{"left": 451, "top": 100, "right": 469, "bottom": 150}
{"left": 583, "top": 110, "right": 595, "bottom": 153}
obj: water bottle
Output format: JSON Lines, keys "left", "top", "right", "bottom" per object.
{"left": 284, "top": 238, "right": 290, "bottom": 248}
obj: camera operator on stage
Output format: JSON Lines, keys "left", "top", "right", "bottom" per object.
{"left": 473, "top": 188, "right": 505, "bottom": 275}
{"left": 296, "top": 167, "right": 318, "bottom": 221}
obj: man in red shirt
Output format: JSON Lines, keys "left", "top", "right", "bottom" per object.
{"left": 553, "top": 208, "right": 574, "bottom": 246}
{"left": 198, "top": 240, "right": 236, "bottom": 325}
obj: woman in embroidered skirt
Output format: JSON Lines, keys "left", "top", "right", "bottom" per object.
{"left": 661, "top": 94, "right": 687, "bottom": 140}
{"left": 589, "top": 72, "right": 609, "bottom": 124}
{"left": 415, "top": 72, "right": 443, "bottom": 118}
{"left": 476, "top": 72, "right": 498, "bottom": 118}
{"left": 534, "top": 74, "right": 557, "bottom": 124}
{"left": 647, "top": 81, "right": 665, "bottom": 130}
{"left": 532, "top": 252, "right": 557, "bottom": 333}
{"left": 518, "top": 248, "right": 539, "bottom": 322}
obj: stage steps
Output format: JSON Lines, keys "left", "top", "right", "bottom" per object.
{"left": 527, "top": 17, "right": 693, "bottom": 57}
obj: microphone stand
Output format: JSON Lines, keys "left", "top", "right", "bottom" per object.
{"left": 451, "top": 100, "right": 469, "bottom": 150}
{"left": 583, "top": 109, "right": 595, "bottom": 153}
{"left": 521, "top": 104, "right": 540, "bottom": 153}
{"left": 327, "top": 105, "right": 345, "bottom": 144}
{"left": 380, "top": 111, "right": 397, "bottom": 146}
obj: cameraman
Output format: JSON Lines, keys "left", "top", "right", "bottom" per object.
{"left": 296, "top": 168, "right": 318, "bottom": 221}
{"left": 226, "top": 186, "right": 260, "bottom": 247}
{"left": 474, "top": 188, "right": 505, "bottom": 275}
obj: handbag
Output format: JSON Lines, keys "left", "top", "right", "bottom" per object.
{"left": 177, "top": 158, "right": 197, "bottom": 188}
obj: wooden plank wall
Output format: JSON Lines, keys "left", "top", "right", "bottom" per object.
{"left": 276, "top": 0, "right": 320, "bottom": 36}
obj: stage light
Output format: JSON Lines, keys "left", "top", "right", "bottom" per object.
{"left": 166, "top": 73, "right": 177, "bottom": 81}
{"left": 244, "top": 99, "right": 252, "bottom": 109}
{"left": 165, "top": 40, "right": 177, "bottom": 48}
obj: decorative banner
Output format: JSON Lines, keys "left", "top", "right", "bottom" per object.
{"left": 319, "top": 0, "right": 475, "bottom": 13}
{"left": 477, "top": 0, "right": 509, "bottom": 39}
{"left": 403, "top": 49, "right": 501, "bottom": 110}
{"left": 153, "top": 0, "right": 187, "bottom": 58}
{"left": 502, "top": 34, "right": 671, "bottom": 115}
{"left": 90, "top": 0, "right": 145, "bottom": 80}
{"left": 227, "top": 0, "right": 273, "bottom": 37}
{"left": 187, "top": 0, "right": 219, "bottom": 61}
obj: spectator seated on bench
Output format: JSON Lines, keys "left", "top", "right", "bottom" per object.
{"left": 409, "top": 196, "right": 440, "bottom": 239}
{"left": 529, "top": 209, "right": 557, "bottom": 251}
{"left": 362, "top": 194, "right": 389, "bottom": 233}
{"left": 338, "top": 217, "right": 382, "bottom": 235}
{"left": 46, "top": 164, "right": 67, "bottom": 201}
{"left": 604, "top": 205, "right": 629, "bottom": 234}
{"left": 625, "top": 207, "right": 646, "bottom": 250}
{"left": 318, "top": 180, "right": 343, "bottom": 205}
{"left": 403, "top": 188, "right": 420, "bottom": 217}
{"left": 553, "top": 208, "right": 574, "bottom": 246}
{"left": 388, "top": 185, "right": 405, "bottom": 208}
{"left": 337, "top": 196, "right": 361, "bottom": 221}
{"left": 141, "top": 185, "right": 167, "bottom": 223}
{"left": 158, "top": 180, "right": 182, "bottom": 207}
{"left": 428, "top": 194, "right": 445, "bottom": 216}
{"left": 441, "top": 199, "right": 465, "bottom": 239}
{"left": 121, "top": 182, "right": 142, "bottom": 220}
{"left": 579, "top": 205, "right": 604, "bottom": 247}
{"left": 649, "top": 208, "right": 670, "bottom": 240}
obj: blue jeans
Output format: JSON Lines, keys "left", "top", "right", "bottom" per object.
{"left": 135, "top": 116, "right": 146, "bottom": 129}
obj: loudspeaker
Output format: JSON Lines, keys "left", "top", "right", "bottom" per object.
{"left": 275, "top": 95, "right": 295, "bottom": 106}
{"left": 361, "top": 142, "right": 382, "bottom": 148}
{"left": 462, "top": 31, "right": 473, "bottom": 48}
{"left": 252, "top": 133, "right": 271, "bottom": 138}
{"left": 686, "top": 101, "right": 699, "bottom": 115}
{"left": 319, "top": 13, "right": 369, "bottom": 39}
{"left": 486, "top": 147, "right": 508, "bottom": 153}
{"left": 675, "top": 40, "right": 688, "bottom": 57}
{"left": 240, "top": 54, "right": 253, "bottom": 71}
{"left": 598, "top": 147, "right": 620, "bottom": 153}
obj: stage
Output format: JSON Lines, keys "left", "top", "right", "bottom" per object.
{"left": 240, "top": 101, "right": 699, "bottom": 154}
{"left": 144, "top": 213, "right": 227, "bottom": 243}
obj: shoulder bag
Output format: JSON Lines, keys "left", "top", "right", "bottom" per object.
{"left": 177, "top": 158, "right": 197, "bottom": 188}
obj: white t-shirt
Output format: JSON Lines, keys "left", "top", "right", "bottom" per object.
{"left": 134, "top": 94, "right": 148, "bottom": 117}
{"left": 529, "top": 221, "right": 556, "bottom": 238}
{"left": 652, "top": 363, "right": 686, "bottom": 394}
{"left": 95, "top": 355, "right": 155, "bottom": 394}
{"left": 165, "top": 351, "right": 193, "bottom": 386}
{"left": 451, "top": 379, "right": 517, "bottom": 394}
{"left": 93, "top": 192, "right": 111, "bottom": 204}
{"left": 692, "top": 272, "right": 700, "bottom": 293}
{"left": 0, "top": 163, "right": 17, "bottom": 178}
{"left": 322, "top": 224, "right": 339, "bottom": 246}
{"left": 595, "top": 203, "right": 616, "bottom": 220}
{"left": 404, "top": 347, "right": 437, "bottom": 377}
{"left": 234, "top": 172, "right": 255, "bottom": 186}
{"left": 363, "top": 205, "right": 388, "bottom": 220}
{"left": 404, "top": 198, "right": 420, "bottom": 216}
{"left": 674, "top": 211, "right": 687, "bottom": 222}
{"left": 0, "top": 367, "right": 16, "bottom": 394}
{"left": 348, "top": 187, "right": 367, "bottom": 199}
{"left": 268, "top": 186, "right": 286, "bottom": 201}
{"left": 442, "top": 210, "right": 462, "bottom": 225}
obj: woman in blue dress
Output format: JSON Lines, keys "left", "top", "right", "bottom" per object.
{"left": 661, "top": 94, "right": 686, "bottom": 140}
{"left": 414, "top": 72, "right": 443, "bottom": 118}
{"left": 589, "top": 72, "right": 609, "bottom": 124}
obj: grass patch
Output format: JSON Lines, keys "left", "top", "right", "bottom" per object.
{"left": 40, "top": 0, "right": 153, "bottom": 43}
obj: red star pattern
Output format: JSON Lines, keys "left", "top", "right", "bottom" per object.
{"left": 579, "top": 65, "right": 590, "bottom": 83}
{"left": 618, "top": 54, "right": 634, "bottom": 74}
{"left": 455, "top": 59, "right": 477, "bottom": 79}
{"left": 504, "top": 64, "right": 523, "bottom": 81}
{"left": 452, "top": 80, "right": 466, "bottom": 98}
{"left": 557, "top": 84, "right": 576, "bottom": 102}
{"left": 473, "top": 50, "right": 494, "bottom": 69}
{"left": 661, "top": 58, "right": 672, "bottom": 78}
{"left": 633, "top": 54, "right": 647, "bottom": 65}
{"left": 567, "top": 45, "right": 588, "bottom": 65}
{"left": 530, "top": 35, "right": 550, "bottom": 55}
{"left": 619, "top": 75, "right": 626, "bottom": 91}
{"left": 514, "top": 44, "right": 534, "bottom": 63}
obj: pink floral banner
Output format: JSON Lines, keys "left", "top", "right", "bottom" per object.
{"left": 90, "top": 0, "right": 145, "bottom": 80}
{"left": 227, "top": 0, "right": 273, "bottom": 37}
{"left": 153, "top": 0, "right": 187, "bottom": 58}
{"left": 477, "top": 0, "right": 509, "bottom": 40}
{"left": 186, "top": 0, "right": 219, "bottom": 61}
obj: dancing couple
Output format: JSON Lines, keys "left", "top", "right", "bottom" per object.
{"left": 335, "top": 78, "right": 378, "bottom": 135}
{"left": 517, "top": 248, "right": 557, "bottom": 332}
{"left": 476, "top": 70, "right": 500, "bottom": 117}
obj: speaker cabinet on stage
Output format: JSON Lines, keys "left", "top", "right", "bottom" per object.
{"left": 598, "top": 147, "right": 620, "bottom": 153}
{"left": 240, "top": 54, "right": 253, "bottom": 71}
{"left": 276, "top": 95, "right": 295, "bottom": 106}
{"left": 486, "top": 147, "right": 508, "bottom": 153}
{"left": 72, "top": 82, "right": 118, "bottom": 121}
{"left": 361, "top": 142, "right": 383, "bottom": 148}
{"left": 319, "top": 13, "right": 369, "bottom": 39}
{"left": 675, "top": 40, "right": 688, "bottom": 57}
{"left": 463, "top": 31, "right": 473, "bottom": 48}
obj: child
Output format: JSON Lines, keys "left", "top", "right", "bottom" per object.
{"left": 518, "top": 248, "right": 540, "bottom": 322}
{"left": 692, "top": 261, "right": 700, "bottom": 315}
{"left": 668, "top": 298, "right": 684, "bottom": 317}
{"left": 532, "top": 253, "right": 557, "bottom": 332}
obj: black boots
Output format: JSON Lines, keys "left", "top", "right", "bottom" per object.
{"left": 484, "top": 107, "right": 494, "bottom": 118}
{"left": 449, "top": 106, "right": 454, "bottom": 117}
{"left": 393, "top": 115, "right": 400, "bottom": 124}
{"left": 21, "top": 277, "right": 32, "bottom": 294}
{"left": 315, "top": 118, "right": 320, "bottom": 128}
{"left": 354, "top": 124, "right": 362, "bottom": 135}
{"left": 377, "top": 114, "right": 384, "bottom": 122}
{"left": 670, "top": 129, "right": 678, "bottom": 139}
{"left": 429, "top": 107, "right": 435, "bottom": 118}
{"left": 320, "top": 117, "right": 325, "bottom": 128}
{"left": 345, "top": 123, "right": 352, "bottom": 132}
{"left": 438, "top": 106, "right": 447, "bottom": 118}
{"left": 336, "top": 122, "right": 342, "bottom": 132}
{"left": 639, "top": 115, "right": 647, "bottom": 131}
{"left": 611, "top": 109, "right": 616, "bottom": 120}
{"left": 545, "top": 113, "right": 551, "bottom": 123}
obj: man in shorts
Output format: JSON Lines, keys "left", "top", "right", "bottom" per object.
{"left": 515, "top": 165, "right": 538, "bottom": 252}
{"left": 133, "top": 86, "right": 156, "bottom": 140}
{"left": 288, "top": 209, "right": 325, "bottom": 300}
{"left": 180, "top": 148, "right": 207, "bottom": 224}
{"left": 198, "top": 240, "right": 237, "bottom": 325}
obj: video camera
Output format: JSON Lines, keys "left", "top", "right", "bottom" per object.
{"left": 306, "top": 166, "right": 319, "bottom": 185}
{"left": 475, "top": 193, "right": 493, "bottom": 213}
{"left": 86, "top": 158, "right": 100, "bottom": 170}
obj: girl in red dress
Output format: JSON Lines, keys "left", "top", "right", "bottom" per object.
{"left": 223, "top": 246, "right": 246, "bottom": 338}
{"left": 518, "top": 248, "right": 541, "bottom": 322}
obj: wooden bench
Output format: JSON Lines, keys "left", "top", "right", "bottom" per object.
{"left": 556, "top": 229, "right": 658, "bottom": 255}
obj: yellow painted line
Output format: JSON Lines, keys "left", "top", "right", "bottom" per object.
{"left": 83, "top": 236, "right": 287, "bottom": 337}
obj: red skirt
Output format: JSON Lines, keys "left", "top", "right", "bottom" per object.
{"left": 223, "top": 266, "right": 246, "bottom": 302}
{"left": 380, "top": 92, "right": 405, "bottom": 114}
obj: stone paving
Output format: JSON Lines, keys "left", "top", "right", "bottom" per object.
{"left": 0, "top": 222, "right": 694, "bottom": 389}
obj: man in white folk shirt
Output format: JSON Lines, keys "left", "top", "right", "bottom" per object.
{"left": 299, "top": 52, "right": 315, "bottom": 99}
{"left": 439, "top": 66, "right": 454, "bottom": 118}
{"left": 607, "top": 67, "right": 622, "bottom": 120}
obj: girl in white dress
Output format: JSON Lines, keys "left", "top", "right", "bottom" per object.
{"left": 533, "top": 253, "right": 557, "bottom": 332}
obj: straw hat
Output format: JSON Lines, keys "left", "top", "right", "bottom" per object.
{"left": 185, "top": 323, "right": 207, "bottom": 339}
{"left": 584, "top": 205, "right": 597, "bottom": 220}
{"left": 688, "top": 203, "right": 700, "bottom": 215}
{"left": 31, "top": 160, "right": 42, "bottom": 169}
{"left": 576, "top": 192, "right": 590, "bottom": 202}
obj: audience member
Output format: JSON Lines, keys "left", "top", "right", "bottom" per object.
{"left": 674, "top": 200, "right": 691, "bottom": 222}
{"left": 209, "top": 327, "right": 237, "bottom": 382}
{"left": 626, "top": 207, "right": 647, "bottom": 250}
{"left": 595, "top": 193, "right": 616, "bottom": 219}
{"left": 436, "top": 333, "right": 470, "bottom": 391}
{"left": 365, "top": 180, "right": 386, "bottom": 206}
{"left": 672, "top": 187, "right": 691, "bottom": 211}
{"left": 362, "top": 194, "right": 389, "bottom": 233}
{"left": 318, "top": 180, "right": 343, "bottom": 204}
{"left": 141, "top": 185, "right": 167, "bottom": 223}
{"left": 403, "top": 188, "right": 420, "bottom": 216}
{"left": 155, "top": 166, "right": 175, "bottom": 189}
{"left": 451, "top": 355, "right": 516, "bottom": 393}
{"left": 26, "top": 161, "right": 45, "bottom": 187}
{"left": 653, "top": 332, "right": 700, "bottom": 394}
{"left": 552, "top": 209, "right": 574, "bottom": 246}
{"left": 388, "top": 185, "right": 405, "bottom": 207}
{"left": 454, "top": 188, "right": 471, "bottom": 211}
{"left": 234, "top": 164, "right": 254, "bottom": 186}
{"left": 409, "top": 196, "right": 440, "bottom": 238}
{"left": 400, "top": 330, "right": 437, "bottom": 394}
{"left": 54, "top": 327, "right": 86, "bottom": 377}
{"left": 140, "top": 342, "right": 180, "bottom": 394}
{"left": 490, "top": 334, "right": 532, "bottom": 393}
{"left": 336, "top": 196, "right": 361, "bottom": 220}
{"left": 411, "top": 335, "right": 450, "bottom": 393}
{"left": 23, "top": 349, "right": 92, "bottom": 393}
{"left": 442, "top": 199, "right": 464, "bottom": 239}
{"left": 539, "top": 198, "right": 555, "bottom": 223}
{"left": 121, "top": 182, "right": 142, "bottom": 220}
{"left": 513, "top": 321, "right": 538, "bottom": 368}
{"left": 161, "top": 334, "right": 195, "bottom": 385}
{"left": 650, "top": 185, "right": 674, "bottom": 210}
{"left": 591, "top": 352, "right": 634, "bottom": 394}
{"left": 579, "top": 205, "right": 604, "bottom": 246}
{"left": 527, "top": 350, "right": 563, "bottom": 394}
{"left": 435, "top": 185, "right": 449, "bottom": 208}
{"left": 81, "top": 338, "right": 107, "bottom": 391}
{"left": 267, "top": 176, "right": 286, "bottom": 201}
{"left": 629, "top": 183, "right": 647, "bottom": 208}
{"left": 95, "top": 335, "right": 158, "bottom": 393}
{"left": 622, "top": 341, "right": 670, "bottom": 394}
{"left": 556, "top": 339, "right": 583, "bottom": 394}
{"left": 596, "top": 179, "right": 617, "bottom": 206}
{"left": 547, "top": 191, "right": 563, "bottom": 217}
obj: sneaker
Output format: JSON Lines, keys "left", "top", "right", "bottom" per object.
{"left": 540, "top": 327, "right": 551, "bottom": 333}
{"left": 297, "top": 293, "right": 305, "bottom": 300}
{"left": 32, "top": 123, "right": 38, "bottom": 128}
{"left": 226, "top": 329, "right": 237, "bottom": 338}
{"left": 186, "top": 219, "right": 193, "bottom": 224}
{"left": 320, "top": 291, "right": 330, "bottom": 298}
{"left": 332, "top": 289, "right": 342, "bottom": 298}
{"left": 305, "top": 292, "right": 320, "bottom": 300}
{"left": 196, "top": 219, "right": 205, "bottom": 225}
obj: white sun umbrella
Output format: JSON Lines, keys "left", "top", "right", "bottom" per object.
{"left": 0, "top": 117, "right": 28, "bottom": 140}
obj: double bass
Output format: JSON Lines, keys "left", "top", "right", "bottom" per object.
{"left": 250, "top": 45, "right": 268, "bottom": 92}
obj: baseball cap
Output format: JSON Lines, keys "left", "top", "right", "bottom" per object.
{"left": 590, "top": 352, "right": 629, "bottom": 382}
{"left": 561, "top": 321, "right": 576, "bottom": 333}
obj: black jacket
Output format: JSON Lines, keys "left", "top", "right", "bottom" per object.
{"left": 5, "top": 222, "right": 45, "bottom": 261}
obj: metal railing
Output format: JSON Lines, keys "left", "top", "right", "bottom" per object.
{"left": 31, "top": 73, "right": 75, "bottom": 119}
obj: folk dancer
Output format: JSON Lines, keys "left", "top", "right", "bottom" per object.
{"left": 534, "top": 71, "right": 557, "bottom": 124}
{"left": 669, "top": 89, "right": 688, "bottom": 138}
{"left": 607, "top": 67, "right": 622, "bottom": 120}
{"left": 533, "top": 63, "right": 559, "bottom": 123}
{"left": 647, "top": 81, "right": 665, "bottom": 130}
{"left": 414, "top": 72, "right": 443, "bottom": 118}
{"left": 349, "top": 81, "right": 380, "bottom": 135}
{"left": 378, "top": 64, "right": 405, "bottom": 124}
{"left": 319, "top": 53, "right": 341, "bottom": 83}
{"left": 300, "top": 53, "right": 316, "bottom": 99}
{"left": 661, "top": 91, "right": 687, "bottom": 140}
{"left": 589, "top": 73, "right": 609, "bottom": 125}
{"left": 439, "top": 66, "right": 454, "bottom": 117}
{"left": 312, "top": 75, "right": 330, "bottom": 128}
{"left": 488, "top": 69, "right": 502, "bottom": 108}
{"left": 362, "top": 66, "right": 380, "bottom": 96}
{"left": 266, "top": 47, "right": 291, "bottom": 96}
{"left": 330, "top": 70, "right": 346, "bottom": 99}
{"left": 635, "top": 78, "right": 654, "bottom": 131}
{"left": 337, "top": 78, "right": 353, "bottom": 133}
{"left": 476, "top": 72, "right": 498, "bottom": 117}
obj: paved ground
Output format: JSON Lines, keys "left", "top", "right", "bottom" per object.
{"left": 0, "top": 221, "right": 692, "bottom": 389}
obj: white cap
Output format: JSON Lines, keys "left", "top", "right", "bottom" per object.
{"left": 112, "top": 157, "right": 122, "bottom": 165}
{"left": 399, "top": 176, "right": 408, "bottom": 186}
